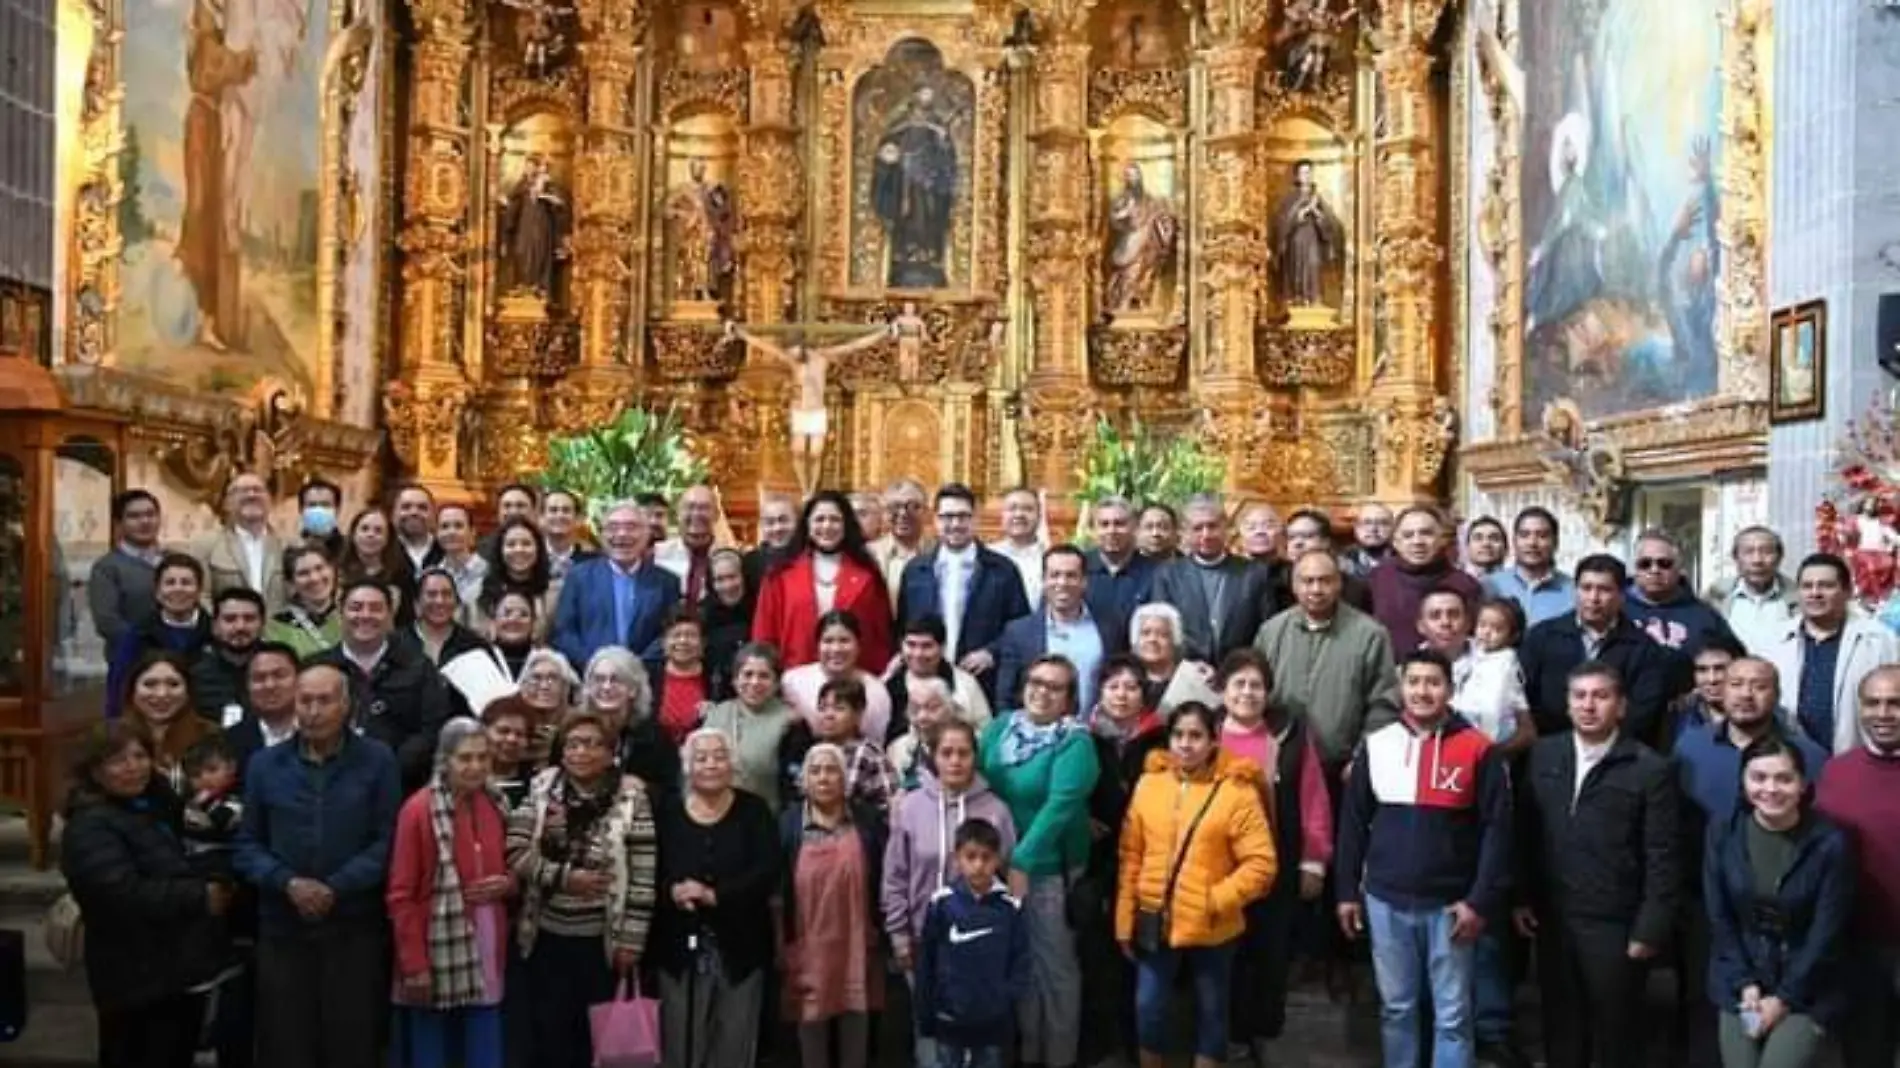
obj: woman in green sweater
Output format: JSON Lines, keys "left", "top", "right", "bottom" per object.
{"left": 699, "top": 642, "right": 796, "bottom": 813}
{"left": 263, "top": 544, "right": 341, "bottom": 659}
{"left": 979, "top": 652, "right": 1100, "bottom": 1068}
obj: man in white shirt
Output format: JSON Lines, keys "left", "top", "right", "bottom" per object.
{"left": 872, "top": 478, "right": 932, "bottom": 608}
{"left": 653, "top": 484, "right": 721, "bottom": 602}
{"left": 895, "top": 483, "right": 1030, "bottom": 698}
{"left": 1705, "top": 526, "right": 1797, "bottom": 656}
{"left": 198, "top": 471, "right": 288, "bottom": 613}
{"left": 392, "top": 483, "right": 443, "bottom": 571}
{"left": 987, "top": 487, "right": 1047, "bottom": 609}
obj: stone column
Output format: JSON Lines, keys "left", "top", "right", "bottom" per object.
{"left": 1367, "top": 0, "right": 1451, "bottom": 500}
{"left": 387, "top": 0, "right": 476, "bottom": 495}
{"left": 1018, "top": 31, "right": 1095, "bottom": 496}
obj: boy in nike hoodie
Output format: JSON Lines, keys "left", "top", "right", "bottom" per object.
{"left": 914, "top": 818, "right": 1030, "bottom": 1068}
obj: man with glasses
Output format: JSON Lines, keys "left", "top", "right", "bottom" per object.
{"left": 551, "top": 500, "right": 682, "bottom": 674}
{"left": 198, "top": 471, "right": 289, "bottom": 613}
{"left": 654, "top": 483, "right": 722, "bottom": 603}
{"left": 1766, "top": 552, "right": 1900, "bottom": 754}
{"left": 1277, "top": 508, "right": 1371, "bottom": 610}
{"left": 1520, "top": 554, "right": 1678, "bottom": 745}
{"left": 896, "top": 483, "right": 1030, "bottom": 699}
{"left": 1623, "top": 529, "right": 1737, "bottom": 664}
{"left": 872, "top": 478, "right": 933, "bottom": 608}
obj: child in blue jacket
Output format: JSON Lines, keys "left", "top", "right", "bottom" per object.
{"left": 914, "top": 818, "right": 1030, "bottom": 1068}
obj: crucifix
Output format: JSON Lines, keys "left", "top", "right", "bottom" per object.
{"left": 724, "top": 318, "right": 896, "bottom": 495}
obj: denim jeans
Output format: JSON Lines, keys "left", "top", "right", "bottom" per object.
{"left": 1134, "top": 939, "right": 1238, "bottom": 1059}
{"left": 933, "top": 1044, "right": 1006, "bottom": 1068}
{"left": 1472, "top": 924, "right": 1515, "bottom": 1045}
{"left": 1364, "top": 893, "right": 1476, "bottom": 1068}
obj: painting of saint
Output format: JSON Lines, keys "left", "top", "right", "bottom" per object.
{"left": 665, "top": 158, "right": 736, "bottom": 303}
{"left": 1103, "top": 162, "right": 1178, "bottom": 315}
{"left": 116, "top": 0, "right": 326, "bottom": 393}
{"left": 1269, "top": 159, "right": 1344, "bottom": 307}
{"left": 1519, "top": 0, "right": 1722, "bottom": 419}
{"left": 872, "top": 85, "right": 959, "bottom": 289}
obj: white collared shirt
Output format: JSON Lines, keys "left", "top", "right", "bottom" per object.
{"left": 343, "top": 641, "right": 389, "bottom": 677}
{"left": 937, "top": 545, "right": 977, "bottom": 657}
{"left": 988, "top": 537, "right": 1046, "bottom": 610}
{"left": 1727, "top": 580, "right": 1795, "bottom": 657}
{"left": 1573, "top": 730, "right": 1618, "bottom": 802}
{"left": 258, "top": 715, "right": 298, "bottom": 749}
{"left": 234, "top": 526, "right": 268, "bottom": 591}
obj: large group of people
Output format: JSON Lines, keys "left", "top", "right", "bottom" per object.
{"left": 61, "top": 475, "right": 1900, "bottom": 1068}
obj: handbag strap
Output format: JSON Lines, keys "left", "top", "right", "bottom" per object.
{"left": 1159, "top": 780, "right": 1223, "bottom": 908}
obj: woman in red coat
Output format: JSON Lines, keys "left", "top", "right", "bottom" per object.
{"left": 753, "top": 490, "right": 894, "bottom": 674}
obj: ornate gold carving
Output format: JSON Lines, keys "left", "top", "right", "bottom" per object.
{"left": 383, "top": 378, "right": 473, "bottom": 471}
{"left": 650, "top": 325, "right": 744, "bottom": 381}
{"left": 1532, "top": 399, "right": 1629, "bottom": 541}
{"left": 546, "top": 376, "right": 629, "bottom": 432}
{"left": 819, "top": 298, "right": 999, "bottom": 386}
{"left": 659, "top": 69, "right": 749, "bottom": 124}
{"left": 1019, "top": 380, "right": 1098, "bottom": 462}
{"left": 1089, "top": 326, "right": 1187, "bottom": 387}
{"left": 1371, "top": 393, "right": 1457, "bottom": 489}
{"left": 487, "top": 315, "right": 580, "bottom": 378}
{"left": 491, "top": 66, "right": 583, "bottom": 122}
{"left": 1256, "top": 326, "right": 1354, "bottom": 388}
{"left": 1088, "top": 69, "right": 1188, "bottom": 128}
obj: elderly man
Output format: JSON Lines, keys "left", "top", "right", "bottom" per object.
{"left": 896, "top": 483, "right": 1030, "bottom": 694}
{"left": 1485, "top": 506, "right": 1575, "bottom": 626}
{"left": 198, "top": 471, "right": 288, "bottom": 613}
{"left": 1817, "top": 666, "right": 1900, "bottom": 1068}
{"left": 872, "top": 478, "right": 932, "bottom": 607}
{"left": 550, "top": 500, "right": 682, "bottom": 673}
{"left": 1622, "top": 529, "right": 1737, "bottom": 662}
{"left": 995, "top": 544, "right": 1123, "bottom": 713}
{"left": 1137, "top": 502, "right": 1179, "bottom": 560}
{"left": 1254, "top": 550, "right": 1399, "bottom": 771}
{"left": 1341, "top": 501, "right": 1394, "bottom": 579}
{"left": 1706, "top": 526, "right": 1798, "bottom": 655}
{"left": 743, "top": 491, "right": 799, "bottom": 590}
{"left": 1520, "top": 555, "right": 1678, "bottom": 745}
{"left": 1082, "top": 495, "right": 1156, "bottom": 635}
{"left": 988, "top": 487, "right": 1048, "bottom": 608}
{"left": 236, "top": 662, "right": 401, "bottom": 1068}
{"left": 1148, "top": 494, "right": 1280, "bottom": 663}
{"left": 1239, "top": 501, "right": 1285, "bottom": 567}
{"left": 654, "top": 483, "right": 721, "bottom": 602}
{"left": 851, "top": 490, "right": 886, "bottom": 543}
{"left": 1766, "top": 552, "right": 1900, "bottom": 754}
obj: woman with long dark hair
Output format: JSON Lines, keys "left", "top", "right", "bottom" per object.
{"left": 340, "top": 508, "right": 417, "bottom": 622}
{"left": 120, "top": 651, "right": 216, "bottom": 794}
{"left": 752, "top": 490, "right": 893, "bottom": 674}
{"left": 476, "top": 517, "right": 554, "bottom": 633}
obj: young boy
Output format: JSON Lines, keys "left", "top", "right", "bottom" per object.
{"left": 914, "top": 819, "right": 1029, "bottom": 1068}
{"left": 779, "top": 676, "right": 896, "bottom": 811}
{"left": 180, "top": 737, "right": 244, "bottom": 881}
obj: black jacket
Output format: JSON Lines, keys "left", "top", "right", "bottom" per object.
{"left": 1518, "top": 733, "right": 1679, "bottom": 947}
{"left": 651, "top": 789, "right": 781, "bottom": 982}
{"left": 190, "top": 645, "right": 253, "bottom": 721}
{"left": 1147, "top": 555, "right": 1282, "bottom": 663}
{"left": 1520, "top": 614, "right": 1681, "bottom": 745}
{"left": 618, "top": 715, "right": 681, "bottom": 799}
{"left": 1086, "top": 721, "right": 1169, "bottom": 889}
{"left": 312, "top": 638, "right": 452, "bottom": 792}
{"left": 59, "top": 782, "right": 228, "bottom": 1010}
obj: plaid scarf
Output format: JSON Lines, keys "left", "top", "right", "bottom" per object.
{"left": 423, "top": 780, "right": 500, "bottom": 1008}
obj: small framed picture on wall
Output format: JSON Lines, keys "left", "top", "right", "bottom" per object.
{"left": 1770, "top": 299, "right": 1827, "bottom": 424}
{"left": 0, "top": 282, "right": 50, "bottom": 366}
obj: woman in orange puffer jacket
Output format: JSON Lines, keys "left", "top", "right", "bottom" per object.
{"left": 1114, "top": 701, "right": 1278, "bottom": 1068}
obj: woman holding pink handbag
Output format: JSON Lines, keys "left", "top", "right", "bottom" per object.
{"left": 387, "top": 717, "right": 517, "bottom": 1068}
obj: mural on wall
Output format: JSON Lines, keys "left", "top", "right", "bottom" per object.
{"left": 116, "top": 0, "right": 327, "bottom": 395}
{"left": 851, "top": 38, "right": 976, "bottom": 291}
{"left": 1520, "top": 0, "right": 1723, "bottom": 420}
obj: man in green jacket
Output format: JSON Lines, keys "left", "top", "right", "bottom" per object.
{"left": 1252, "top": 550, "right": 1401, "bottom": 771}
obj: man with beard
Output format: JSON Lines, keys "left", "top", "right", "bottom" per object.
{"left": 391, "top": 483, "right": 443, "bottom": 572}
{"left": 193, "top": 587, "right": 266, "bottom": 722}
{"left": 199, "top": 472, "right": 289, "bottom": 614}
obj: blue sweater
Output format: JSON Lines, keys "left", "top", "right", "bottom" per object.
{"left": 914, "top": 878, "right": 1030, "bottom": 1047}
{"left": 1674, "top": 720, "right": 1830, "bottom": 827}
{"left": 235, "top": 732, "right": 400, "bottom": 936}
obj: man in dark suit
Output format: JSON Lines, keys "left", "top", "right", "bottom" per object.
{"left": 1520, "top": 554, "right": 1679, "bottom": 745}
{"left": 1147, "top": 494, "right": 1280, "bottom": 663}
{"left": 228, "top": 641, "right": 302, "bottom": 779}
{"left": 997, "top": 544, "right": 1124, "bottom": 713}
{"left": 742, "top": 491, "right": 798, "bottom": 592}
{"left": 550, "top": 500, "right": 682, "bottom": 675}
{"left": 896, "top": 483, "right": 1031, "bottom": 697}
{"left": 1081, "top": 495, "right": 1155, "bottom": 638}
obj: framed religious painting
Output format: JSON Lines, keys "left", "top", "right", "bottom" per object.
{"left": 1769, "top": 300, "right": 1826, "bottom": 424}
{"left": 0, "top": 283, "right": 49, "bottom": 366}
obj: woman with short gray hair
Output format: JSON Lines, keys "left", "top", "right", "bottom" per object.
{"left": 386, "top": 716, "right": 516, "bottom": 1068}
{"left": 582, "top": 646, "right": 676, "bottom": 795}
{"left": 1130, "top": 602, "right": 1217, "bottom": 714}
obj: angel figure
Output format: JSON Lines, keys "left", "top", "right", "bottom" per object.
{"left": 1276, "top": 0, "right": 1357, "bottom": 92}
{"left": 499, "top": 0, "right": 574, "bottom": 76}
{"left": 724, "top": 320, "right": 897, "bottom": 495}
{"left": 893, "top": 302, "right": 928, "bottom": 383}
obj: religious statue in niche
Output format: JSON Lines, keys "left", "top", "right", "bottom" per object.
{"left": 1270, "top": 159, "right": 1344, "bottom": 313}
{"left": 893, "top": 302, "right": 927, "bottom": 382}
{"left": 872, "top": 85, "right": 959, "bottom": 289}
{"left": 665, "top": 158, "right": 736, "bottom": 305}
{"left": 1275, "top": 0, "right": 1356, "bottom": 91}
{"left": 1103, "top": 162, "right": 1179, "bottom": 317}
{"left": 499, "top": 155, "right": 569, "bottom": 300}
{"left": 725, "top": 320, "right": 897, "bottom": 494}
{"left": 498, "top": 0, "right": 574, "bottom": 76}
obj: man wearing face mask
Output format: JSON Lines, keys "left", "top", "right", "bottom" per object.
{"left": 192, "top": 588, "right": 267, "bottom": 722}
{"left": 296, "top": 479, "right": 345, "bottom": 561}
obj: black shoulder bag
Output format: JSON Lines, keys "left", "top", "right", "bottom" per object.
{"left": 1133, "top": 781, "right": 1223, "bottom": 956}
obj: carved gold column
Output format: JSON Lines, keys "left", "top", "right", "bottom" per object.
{"left": 1018, "top": 11, "right": 1095, "bottom": 497}
{"left": 1194, "top": 29, "right": 1270, "bottom": 494}
{"left": 1367, "top": 0, "right": 1451, "bottom": 500}
{"left": 389, "top": 0, "right": 477, "bottom": 496}
{"left": 732, "top": 26, "right": 804, "bottom": 493}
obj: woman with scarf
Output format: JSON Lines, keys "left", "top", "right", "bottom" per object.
{"left": 263, "top": 544, "right": 341, "bottom": 659}
{"left": 506, "top": 710, "right": 658, "bottom": 1068}
{"left": 753, "top": 491, "right": 894, "bottom": 674}
{"left": 881, "top": 719, "right": 1016, "bottom": 1065}
{"left": 699, "top": 642, "right": 796, "bottom": 812}
{"left": 341, "top": 507, "right": 418, "bottom": 624}
{"left": 388, "top": 718, "right": 516, "bottom": 1068}
{"left": 475, "top": 517, "right": 555, "bottom": 636}
{"left": 1368, "top": 505, "right": 1481, "bottom": 657}
{"left": 778, "top": 743, "right": 890, "bottom": 1068}
{"left": 106, "top": 553, "right": 211, "bottom": 719}
{"left": 702, "top": 548, "right": 753, "bottom": 701}
{"left": 581, "top": 645, "right": 677, "bottom": 797}
{"left": 1216, "top": 649, "right": 1332, "bottom": 1064}
{"left": 979, "top": 653, "right": 1100, "bottom": 1068}
{"left": 781, "top": 610, "right": 896, "bottom": 744}
{"left": 414, "top": 569, "right": 491, "bottom": 667}
{"left": 654, "top": 728, "right": 781, "bottom": 1068}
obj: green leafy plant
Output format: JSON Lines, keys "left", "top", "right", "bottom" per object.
{"left": 536, "top": 406, "right": 709, "bottom": 526}
{"left": 1073, "top": 416, "right": 1225, "bottom": 521}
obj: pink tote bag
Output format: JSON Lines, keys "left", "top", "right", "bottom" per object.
{"left": 589, "top": 976, "right": 661, "bottom": 1068}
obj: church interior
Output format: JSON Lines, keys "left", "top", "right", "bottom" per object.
{"left": 0, "top": 0, "right": 1894, "bottom": 867}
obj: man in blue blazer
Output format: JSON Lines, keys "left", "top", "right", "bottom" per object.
{"left": 996, "top": 544, "right": 1125, "bottom": 713}
{"left": 896, "top": 484, "right": 1031, "bottom": 698}
{"left": 551, "top": 500, "right": 681, "bottom": 673}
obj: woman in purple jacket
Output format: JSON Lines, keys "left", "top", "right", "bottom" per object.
{"left": 881, "top": 719, "right": 1018, "bottom": 1065}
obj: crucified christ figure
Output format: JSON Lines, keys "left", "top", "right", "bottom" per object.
{"left": 724, "top": 319, "right": 896, "bottom": 495}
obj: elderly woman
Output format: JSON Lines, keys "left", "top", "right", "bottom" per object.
{"left": 121, "top": 651, "right": 216, "bottom": 794}
{"left": 581, "top": 646, "right": 677, "bottom": 796}
{"left": 782, "top": 610, "right": 897, "bottom": 744}
{"left": 881, "top": 719, "right": 1017, "bottom": 1065}
{"left": 654, "top": 728, "right": 781, "bottom": 1068}
{"left": 264, "top": 544, "right": 341, "bottom": 659}
{"left": 779, "top": 743, "right": 889, "bottom": 1068}
{"left": 699, "top": 642, "right": 796, "bottom": 811}
{"left": 654, "top": 606, "right": 712, "bottom": 747}
{"left": 481, "top": 697, "right": 537, "bottom": 810}
{"left": 885, "top": 676, "right": 961, "bottom": 793}
{"left": 516, "top": 648, "right": 578, "bottom": 766}
{"left": 1130, "top": 603, "right": 1218, "bottom": 714}
{"left": 506, "top": 710, "right": 658, "bottom": 1068}
{"left": 1117, "top": 701, "right": 1278, "bottom": 1068}
{"left": 979, "top": 653, "right": 1100, "bottom": 1068}
{"left": 388, "top": 718, "right": 516, "bottom": 1068}
{"left": 703, "top": 548, "right": 754, "bottom": 700}
{"left": 414, "top": 569, "right": 491, "bottom": 667}
{"left": 61, "top": 719, "right": 232, "bottom": 1068}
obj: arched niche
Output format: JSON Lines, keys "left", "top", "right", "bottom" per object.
{"left": 849, "top": 38, "right": 977, "bottom": 292}
{"left": 1260, "top": 114, "right": 1355, "bottom": 321}
{"left": 659, "top": 110, "right": 742, "bottom": 312}
{"left": 1095, "top": 112, "right": 1185, "bottom": 325}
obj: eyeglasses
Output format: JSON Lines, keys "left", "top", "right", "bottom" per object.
{"left": 1635, "top": 557, "right": 1676, "bottom": 571}
{"left": 937, "top": 512, "right": 974, "bottom": 523}
{"left": 563, "top": 736, "right": 608, "bottom": 752}
{"left": 886, "top": 501, "right": 923, "bottom": 513}
{"left": 1024, "top": 677, "right": 1066, "bottom": 694}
